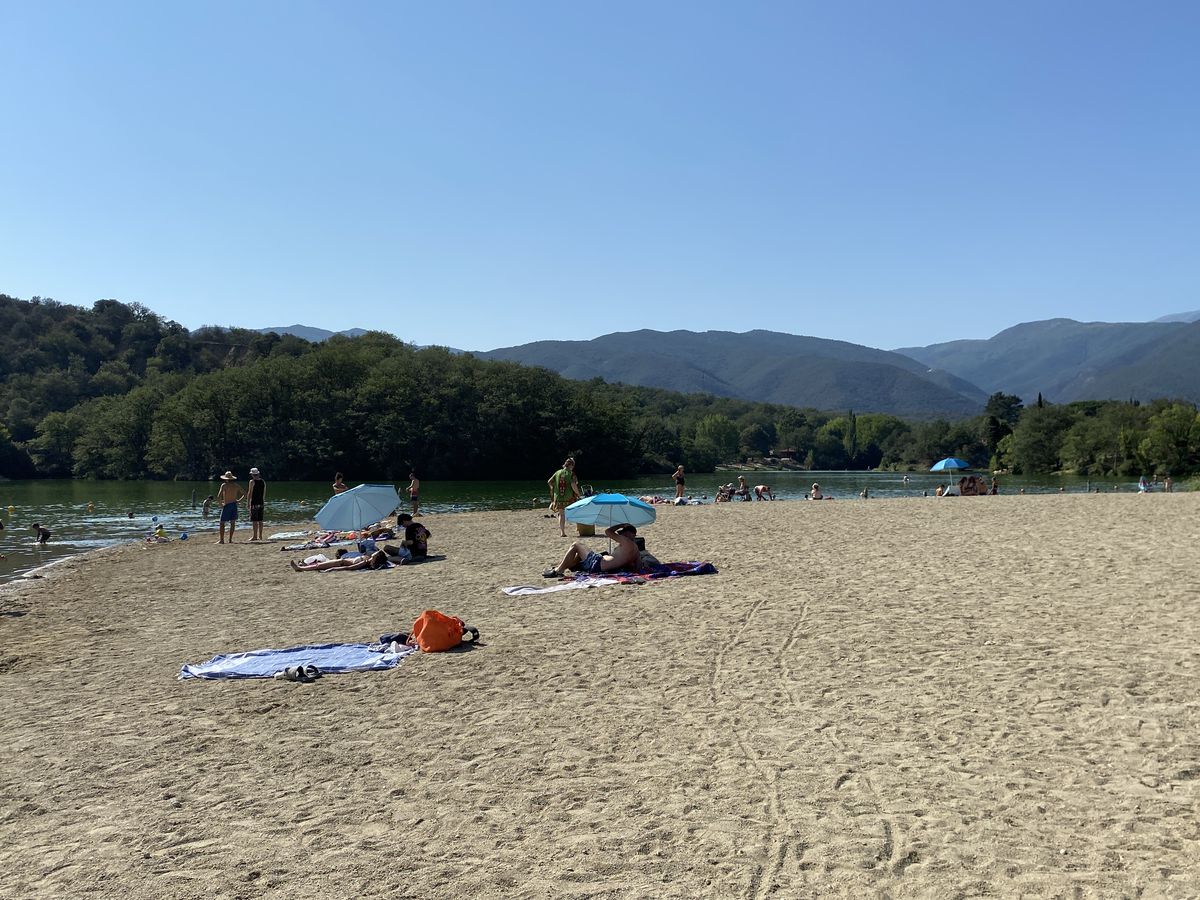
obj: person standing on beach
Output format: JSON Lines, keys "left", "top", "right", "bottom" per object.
{"left": 547, "top": 457, "right": 581, "bottom": 537}
{"left": 215, "top": 471, "right": 244, "bottom": 544}
{"left": 332, "top": 472, "right": 348, "bottom": 494}
{"left": 408, "top": 471, "right": 420, "bottom": 516}
{"left": 247, "top": 467, "right": 267, "bottom": 542}
{"left": 673, "top": 465, "right": 686, "bottom": 499}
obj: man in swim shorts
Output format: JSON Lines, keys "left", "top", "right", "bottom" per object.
{"left": 247, "top": 467, "right": 267, "bottom": 541}
{"left": 543, "top": 524, "right": 641, "bottom": 578}
{"left": 215, "top": 471, "right": 245, "bottom": 544}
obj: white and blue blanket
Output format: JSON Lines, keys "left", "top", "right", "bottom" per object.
{"left": 179, "top": 642, "right": 415, "bottom": 680}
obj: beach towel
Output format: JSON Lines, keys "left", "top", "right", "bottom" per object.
{"left": 501, "top": 562, "right": 717, "bottom": 596}
{"left": 281, "top": 539, "right": 355, "bottom": 552}
{"left": 179, "top": 642, "right": 415, "bottom": 680}
{"left": 502, "top": 575, "right": 625, "bottom": 596}
{"left": 642, "top": 561, "right": 718, "bottom": 578}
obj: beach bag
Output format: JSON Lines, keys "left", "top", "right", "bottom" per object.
{"left": 409, "top": 609, "right": 478, "bottom": 652}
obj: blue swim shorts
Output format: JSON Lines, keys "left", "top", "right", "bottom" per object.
{"left": 219, "top": 501, "right": 239, "bottom": 522}
{"left": 580, "top": 550, "right": 605, "bottom": 574}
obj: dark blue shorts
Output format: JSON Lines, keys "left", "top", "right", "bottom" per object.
{"left": 220, "top": 501, "right": 239, "bottom": 522}
{"left": 580, "top": 550, "right": 605, "bottom": 574}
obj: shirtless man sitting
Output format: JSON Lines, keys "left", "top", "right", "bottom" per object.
{"left": 543, "top": 524, "right": 640, "bottom": 578}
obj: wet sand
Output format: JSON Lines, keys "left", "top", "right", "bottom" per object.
{"left": 1, "top": 494, "right": 1198, "bottom": 898}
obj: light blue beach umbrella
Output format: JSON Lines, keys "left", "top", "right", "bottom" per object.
{"left": 315, "top": 483, "right": 401, "bottom": 532}
{"left": 564, "top": 493, "right": 657, "bottom": 529}
{"left": 929, "top": 457, "right": 971, "bottom": 473}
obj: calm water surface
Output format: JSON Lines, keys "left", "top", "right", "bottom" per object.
{"left": 0, "top": 472, "right": 1141, "bottom": 583}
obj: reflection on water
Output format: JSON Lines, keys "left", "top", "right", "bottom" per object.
{"left": 0, "top": 472, "right": 1137, "bottom": 584}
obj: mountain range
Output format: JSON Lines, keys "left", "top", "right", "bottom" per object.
{"left": 266, "top": 311, "right": 1200, "bottom": 416}
{"left": 256, "top": 324, "right": 369, "bottom": 342}
{"left": 479, "top": 330, "right": 986, "bottom": 418}
{"left": 896, "top": 317, "right": 1200, "bottom": 404}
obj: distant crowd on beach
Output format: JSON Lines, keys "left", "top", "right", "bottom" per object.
{"left": 0, "top": 461, "right": 1183, "bottom": 568}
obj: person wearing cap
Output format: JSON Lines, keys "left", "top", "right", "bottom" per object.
{"left": 247, "top": 467, "right": 267, "bottom": 542}
{"left": 214, "top": 471, "right": 245, "bottom": 544}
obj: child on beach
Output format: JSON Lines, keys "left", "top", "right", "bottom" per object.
{"left": 31, "top": 523, "right": 52, "bottom": 544}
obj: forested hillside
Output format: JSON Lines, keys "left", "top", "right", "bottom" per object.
{"left": 1, "top": 295, "right": 1198, "bottom": 481}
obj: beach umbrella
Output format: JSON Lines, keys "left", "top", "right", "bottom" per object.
{"left": 314, "top": 483, "right": 401, "bottom": 532}
{"left": 929, "top": 457, "right": 971, "bottom": 473}
{"left": 564, "top": 493, "right": 657, "bottom": 529}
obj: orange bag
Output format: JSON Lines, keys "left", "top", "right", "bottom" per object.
{"left": 409, "top": 609, "right": 467, "bottom": 653}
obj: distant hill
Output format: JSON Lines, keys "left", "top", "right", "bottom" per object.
{"left": 1153, "top": 310, "right": 1200, "bottom": 324}
{"left": 257, "top": 324, "right": 369, "bottom": 342}
{"left": 478, "top": 329, "right": 987, "bottom": 417}
{"left": 896, "top": 318, "right": 1194, "bottom": 403}
{"left": 1069, "top": 319, "right": 1200, "bottom": 402}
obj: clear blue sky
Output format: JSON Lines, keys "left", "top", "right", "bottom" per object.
{"left": 2, "top": 1, "right": 1197, "bottom": 351}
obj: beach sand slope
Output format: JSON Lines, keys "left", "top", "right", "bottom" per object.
{"left": 1, "top": 495, "right": 1198, "bottom": 897}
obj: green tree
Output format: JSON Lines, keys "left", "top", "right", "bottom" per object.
{"left": 984, "top": 392, "right": 1024, "bottom": 427}
{"left": 27, "top": 410, "right": 87, "bottom": 475}
{"left": 1009, "top": 404, "right": 1075, "bottom": 473}
{"left": 1139, "top": 404, "right": 1200, "bottom": 475}
{"left": 0, "top": 422, "right": 34, "bottom": 478}
{"left": 738, "top": 422, "right": 774, "bottom": 459}
{"left": 690, "top": 414, "right": 739, "bottom": 468}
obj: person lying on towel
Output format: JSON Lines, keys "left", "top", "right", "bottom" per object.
{"left": 543, "top": 523, "right": 641, "bottom": 578}
{"left": 290, "top": 548, "right": 390, "bottom": 572}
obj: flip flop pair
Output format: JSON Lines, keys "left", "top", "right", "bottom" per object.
{"left": 273, "top": 664, "right": 321, "bottom": 683}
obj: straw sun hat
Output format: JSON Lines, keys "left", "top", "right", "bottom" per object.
{"left": 220, "top": 471, "right": 237, "bottom": 481}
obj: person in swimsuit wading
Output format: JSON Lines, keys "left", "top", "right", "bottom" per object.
{"left": 215, "top": 471, "right": 245, "bottom": 544}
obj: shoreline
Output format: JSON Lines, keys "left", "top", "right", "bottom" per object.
{"left": 2, "top": 495, "right": 1198, "bottom": 897}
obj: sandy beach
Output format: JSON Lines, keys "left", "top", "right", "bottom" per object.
{"left": 1, "top": 494, "right": 1198, "bottom": 898}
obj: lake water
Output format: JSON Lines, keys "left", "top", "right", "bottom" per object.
{"left": 0, "top": 472, "right": 1136, "bottom": 583}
